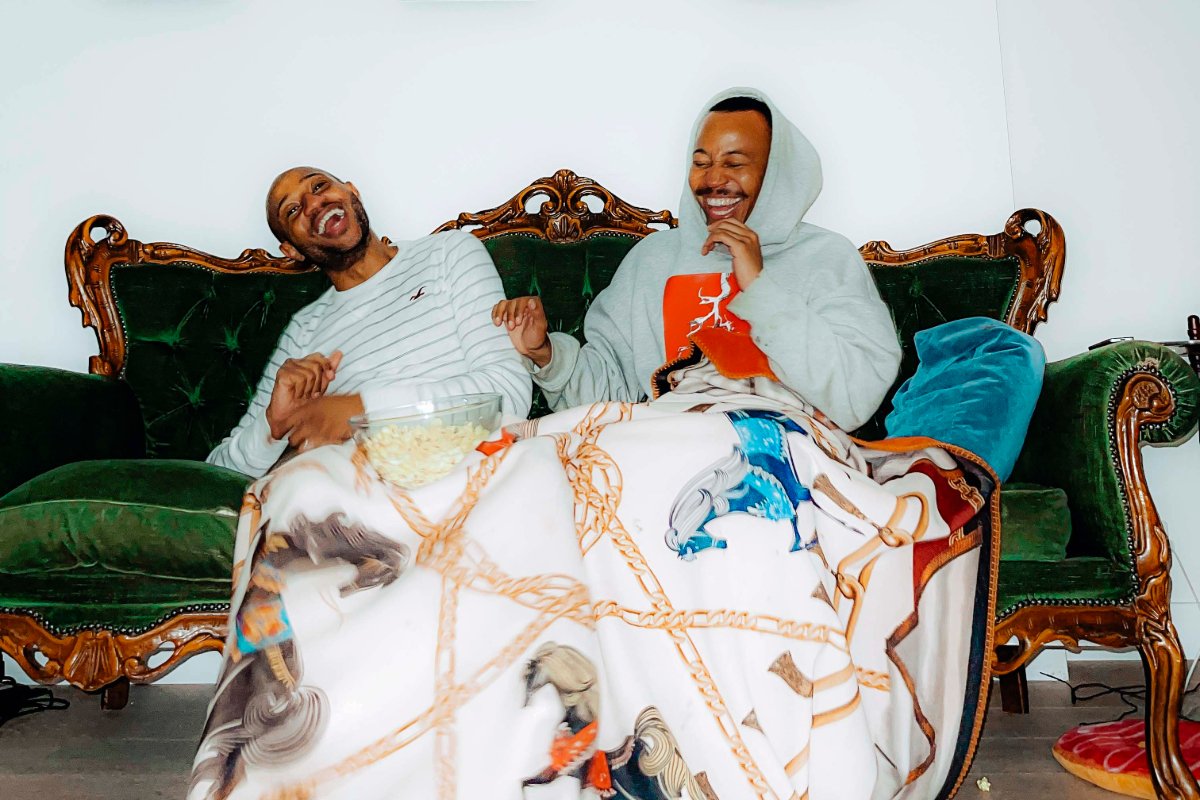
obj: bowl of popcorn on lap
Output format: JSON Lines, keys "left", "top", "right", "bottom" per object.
{"left": 350, "top": 393, "right": 503, "bottom": 489}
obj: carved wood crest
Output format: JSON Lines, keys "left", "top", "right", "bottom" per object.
{"left": 434, "top": 168, "right": 677, "bottom": 242}
{"left": 859, "top": 208, "right": 1066, "bottom": 335}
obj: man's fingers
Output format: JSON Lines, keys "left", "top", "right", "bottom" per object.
{"left": 279, "top": 363, "right": 309, "bottom": 396}
{"left": 297, "top": 352, "right": 338, "bottom": 387}
{"left": 707, "top": 221, "right": 757, "bottom": 244}
{"left": 298, "top": 353, "right": 327, "bottom": 368}
{"left": 707, "top": 219, "right": 752, "bottom": 232}
{"left": 494, "top": 300, "right": 518, "bottom": 326}
{"left": 701, "top": 227, "right": 753, "bottom": 257}
{"left": 706, "top": 223, "right": 748, "bottom": 241}
{"left": 283, "top": 356, "right": 324, "bottom": 387}
{"left": 297, "top": 362, "right": 321, "bottom": 395}
{"left": 496, "top": 299, "right": 519, "bottom": 319}
{"left": 495, "top": 297, "right": 541, "bottom": 317}
{"left": 298, "top": 363, "right": 328, "bottom": 401}
{"left": 318, "top": 360, "right": 337, "bottom": 394}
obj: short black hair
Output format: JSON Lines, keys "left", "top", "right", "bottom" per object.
{"left": 708, "top": 96, "right": 772, "bottom": 130}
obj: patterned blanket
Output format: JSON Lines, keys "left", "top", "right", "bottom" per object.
{"left": 188, "top": 362, "right": 998, "bottom": 800}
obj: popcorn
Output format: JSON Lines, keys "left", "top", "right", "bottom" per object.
{"left": 361, "top": 420, "right": 491, "bottom": 487}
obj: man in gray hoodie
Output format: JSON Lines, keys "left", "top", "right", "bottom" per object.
{"left": 492, "top": 88, "right": 901, "bottom": 431}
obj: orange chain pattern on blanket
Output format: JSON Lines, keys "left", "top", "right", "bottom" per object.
{"left": 855, "top": 667, "right": 891, "bottom": 692}
{"left": 269, "top": 585, "right": 589, "bottom": 799}
{"left": 555, "top": 403, "right": 633, "bottom": 555}
{"left": 435, "top": 572, "right": 462, "bottom": 800}
{"left": 562, "top": 404, "right": 778, "bottom": 799}
{"left": 264, "top": 403, "right": 936, "bottom": 798}
{"left": 266, "top": 447, "right": 599, "bottom": 797}
{"left": 591, "top": 602, "right": 849, "bottom": 652}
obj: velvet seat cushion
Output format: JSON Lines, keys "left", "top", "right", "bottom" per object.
{"left": 999, "top": 483, "right": 1072, "bottom": 562}
{"left": 0, "top": 459, "right": 247, "bottom": 631}
{"left": 997, "top": 557, "right": 1136, "bottom": 619}
{"left": 886, "top": 317, "right": 1046, "bottom": 480}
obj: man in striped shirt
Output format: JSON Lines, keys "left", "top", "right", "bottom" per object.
{"left": 207, "top": 166, "right": 532, "bottom": 478}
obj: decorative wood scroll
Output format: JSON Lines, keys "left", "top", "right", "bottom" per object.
{"left": 0, "top": 610, "right": 227, "bottom": 693}
{"left": 859, "top": 208, "right": 1066, "bottom": 336}
{"left": 434, "top": 168, "right": 677, "bottom": 242}
{"left": 64, "top": 214, "right": 313, "bottom": 377}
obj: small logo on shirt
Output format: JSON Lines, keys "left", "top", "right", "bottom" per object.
{"left": 410, "top": 286, "right": 426, "bottom": 301}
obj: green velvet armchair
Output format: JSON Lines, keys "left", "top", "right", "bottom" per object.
{"left": 1, "top": 170, "right": 1197, "bottom": 797}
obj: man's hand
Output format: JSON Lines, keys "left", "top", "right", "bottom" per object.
{"left": 283, "top": 394, "right": 365, "bottom": 451}
{"left": 266, "top": 351, "right": 343, "bottom": 441}
{"left": 702, "top": 220, "right": 764, "bottom": 288}
{"left": 492, "top": 296, "right": 553, "bottom": 368}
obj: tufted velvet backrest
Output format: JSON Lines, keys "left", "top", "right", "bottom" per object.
{"left": 75, "top": 183, "right": 1057, "bottom": 461}
{"left": 482, "top": 237, "right": 1021, "bottom": 437}
{"left": 103, "top": 242, "right": 1021, "bottom": 458}
{"left": 110, "top": 264, "right": 330, "bottom": 460}
{"left": 481, "top": 233, "right": 642, "bottom": 417}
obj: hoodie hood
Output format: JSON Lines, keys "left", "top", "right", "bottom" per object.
{"left": 679, "top": 87, "right": 823, "bottom": 255}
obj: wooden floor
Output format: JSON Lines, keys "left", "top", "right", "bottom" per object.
{"left": 0, "top": 662, "right": 1161, "bottom": 798}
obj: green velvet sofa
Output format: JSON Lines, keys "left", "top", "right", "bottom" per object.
{"left": 2, "top": 170, "right": 1197, "bottom": 796}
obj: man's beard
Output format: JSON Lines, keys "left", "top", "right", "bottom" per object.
{"left": 293, "top": 196, "right": 372, "bottom": 273}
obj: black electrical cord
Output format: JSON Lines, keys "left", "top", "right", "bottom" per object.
{"left": 1039, "top": 671, "right": 1200, "bottom": 725}
{"left": 0, "top": 674, "right": 70, "bottom": 727}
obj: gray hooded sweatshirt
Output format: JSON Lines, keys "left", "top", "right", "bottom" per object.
{"left": 531, "top": 87, "right": 902, "bottom": 431}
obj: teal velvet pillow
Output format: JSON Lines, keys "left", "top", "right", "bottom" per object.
{"left": 885, "top": 317, "right": 1045, "bottom": 480}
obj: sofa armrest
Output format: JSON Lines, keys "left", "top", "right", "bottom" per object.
{"left": 0, "top": 364, "right": 145, "bottom": 497}
{"left": 1010, "top": 341, "right": 1199, "bottom": 563}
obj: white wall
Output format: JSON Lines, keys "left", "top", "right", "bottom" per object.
{"left": 0, "top": 0, "right": 1013, "bottom": 371}
{"left": 997, "top": 0, "right": 1200, "bottom": 669}
{"left": 2, "top": 0, "right": 1192, "bottom": 684}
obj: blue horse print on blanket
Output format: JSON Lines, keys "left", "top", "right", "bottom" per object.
{"left": 666, "top": 410, "right": 814, "bottom": 559}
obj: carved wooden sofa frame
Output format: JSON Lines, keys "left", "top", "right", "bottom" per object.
{"left": 2, "top": 170, "right": 1194, "bottom": 800}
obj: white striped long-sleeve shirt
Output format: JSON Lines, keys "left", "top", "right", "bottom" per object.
{"left": 207, "top": 230, "right": 531, "bottom": 477}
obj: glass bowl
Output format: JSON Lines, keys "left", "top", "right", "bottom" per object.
{"left": 349, "top": 393, "right": 503, "bottom": 488}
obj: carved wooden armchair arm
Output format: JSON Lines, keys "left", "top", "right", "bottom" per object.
{"left": 0, "top": 364, "right": 145, "bottom": 497}
{"left": 1010, "top": 341, "right": 1199, "bottom": 567}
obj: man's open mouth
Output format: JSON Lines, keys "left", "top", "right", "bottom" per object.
{"left": 316, "top": 207, "right": 347, "bottom": 237}
{"left": 700, "top": 195, "right": 744, "bottom": 220}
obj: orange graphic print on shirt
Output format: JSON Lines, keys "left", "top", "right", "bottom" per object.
{"left": 663, "top": 272, "right": 750, "bottom": 360}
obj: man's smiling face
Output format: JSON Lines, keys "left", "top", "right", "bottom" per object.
{"left": 688, "top": 110, "right": 772, "bottom": 225}
{"left": 267, "top": 167, "right": 370, "bottom": 270}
